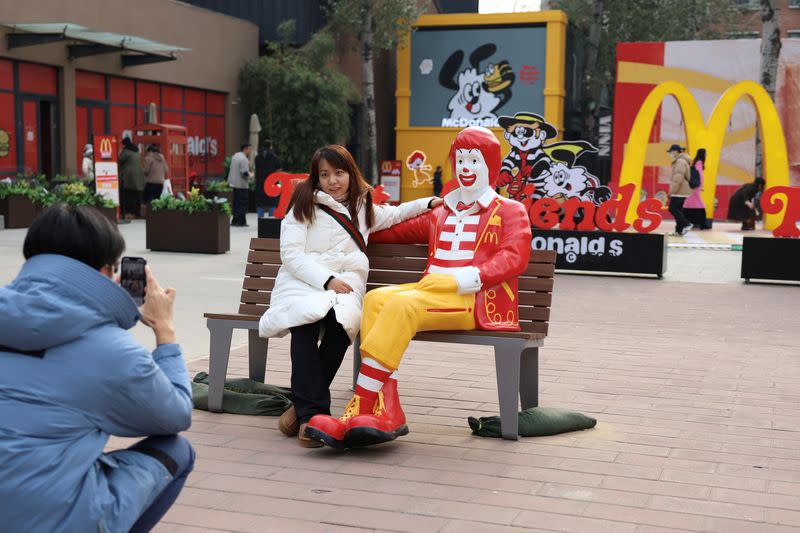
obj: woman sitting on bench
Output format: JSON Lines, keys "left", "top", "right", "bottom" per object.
{"left": 0, "top": 204, "right": 194, "bottom": 532}
{"left": 259, "top": 144, "right": 440, "bottom": 447}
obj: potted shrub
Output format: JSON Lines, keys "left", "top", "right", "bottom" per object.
{"left": 203, "top": 179, "right": 234, "bottom": 206}
{"left": 147, "top": 188, "right": 232, "bottom": 253}
{"left": 0, "top": 177, "right": 54, "bottom": 229}
{"left": 54, "top": 182, "right": 118, "bottom": 225}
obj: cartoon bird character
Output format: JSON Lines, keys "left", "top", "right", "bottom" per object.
{"left": 405, "top": 150, "right": 433, "bottom": 188}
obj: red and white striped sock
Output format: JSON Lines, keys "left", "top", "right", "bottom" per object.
{"left": 355, "top": 358, "right": 393, "bottom": 413}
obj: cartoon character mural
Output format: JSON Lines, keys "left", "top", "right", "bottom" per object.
{"left": 405, "top": 150, "right": 433, "bottom": 188}
{"left": 496, "top": 112, "right": 611, "bottom": 206}
{"left": 439, "top": 44, "right": 515, "bottom": 127}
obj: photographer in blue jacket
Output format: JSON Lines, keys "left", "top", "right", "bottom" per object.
{"left": 0, "top": 204, "right": 194, "bottom": 532}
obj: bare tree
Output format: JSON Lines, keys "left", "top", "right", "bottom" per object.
{"left": 756, "top": 0, "right": 781, "bottom": 178}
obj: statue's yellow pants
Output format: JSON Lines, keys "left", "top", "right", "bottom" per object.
{"left": 360, "top": 274, "right": 476, "bottom": 371}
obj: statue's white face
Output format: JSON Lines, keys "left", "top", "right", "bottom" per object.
{"left": 454, "top": 148, "right": 490, "bottom": 194}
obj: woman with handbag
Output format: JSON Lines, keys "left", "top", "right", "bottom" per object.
{"left": 259, "top": 145, "right": 440, "bottom": 446}
{"left": 684, "top": 148, "right": 708, "bottom": 230}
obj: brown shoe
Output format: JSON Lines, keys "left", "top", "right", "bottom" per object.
{"left": 299, "top": 423, "right": 324, "bottom": 448}
{"left": 278, "top": 405, "right": 299, "bottom": 437}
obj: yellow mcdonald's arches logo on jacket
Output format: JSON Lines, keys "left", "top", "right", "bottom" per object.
{"left": 618, "top": 80, "right": 790, "bottom": 230}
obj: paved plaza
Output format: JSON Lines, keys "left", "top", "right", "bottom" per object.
{"left": 2, "top": 217, "right": 799, "bottom": 532}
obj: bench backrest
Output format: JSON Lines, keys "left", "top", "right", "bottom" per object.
{"left": 240, "top": 237, "right": 556, "bottom": 335}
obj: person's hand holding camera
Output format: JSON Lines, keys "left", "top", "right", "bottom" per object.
{"left": 138, "top": 266, "right": 177, "bottom": 345}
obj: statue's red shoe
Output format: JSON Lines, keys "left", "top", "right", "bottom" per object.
{"left": 345, "top": 378, "right": 408, "bottom": 447}
{"left": 303, "top": 395, "right": 368, "bottom": 450}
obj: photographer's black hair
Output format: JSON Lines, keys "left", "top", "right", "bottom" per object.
{"left": 241, "top": 143, "right": 252, "bottom": 151}
{"left": 23, "top": 204, "right": 126, "bottom": 271}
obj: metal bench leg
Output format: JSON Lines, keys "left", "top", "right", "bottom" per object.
{"left": 519, "top": 347, "right": 539, "bottom": 410}
{"left": 494, "top": 340, "right": 522, "bottom": 440}
{"left": 248, "top": 329, "right": 268, "bottom": 383}
{"left": 207, "top": 319, "right": 234, "bottom": 413}
{"left": 352, "top": 335, "right": 362, "bottom": 391}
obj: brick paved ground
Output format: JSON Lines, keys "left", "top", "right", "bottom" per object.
{"left": 114, "top": 274, "right": 800, "bottom": 532}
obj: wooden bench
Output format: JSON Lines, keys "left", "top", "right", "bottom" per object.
{"left": 204, "top": 237, "right": 556, "bottom": 440}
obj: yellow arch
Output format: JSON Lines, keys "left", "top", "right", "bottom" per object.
{"left": 619, "top": 80, "right": 790, "bottom": 230}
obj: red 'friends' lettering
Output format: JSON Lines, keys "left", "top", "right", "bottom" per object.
{"left": 527, "top": 183, "right": 663, "bottom": 233}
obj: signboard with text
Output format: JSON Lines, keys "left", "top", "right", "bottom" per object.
{"left": 93, "top": 135, "right": 119, "bottom": 208}
{"left": 379, "top": 160, "right": 402, "bottom": 204}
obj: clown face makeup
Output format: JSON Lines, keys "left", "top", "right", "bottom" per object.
{"left": 455, "top": 148, "right": 490, "bottom": 201}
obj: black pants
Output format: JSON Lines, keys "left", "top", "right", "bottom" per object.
{"left": 289, "top": 309, "right": 351, "bottom": 423}
{"left": 122, "top": 188, "right": 143, "bottom": 218}
{"left": 232, "top": 188, "right": 249, "bottom": 225}
{"left": 143, "top": 183, "right": 164, "bottom": 204}
{"left": 668, "top": 196, "right": 690, "bottom": 233}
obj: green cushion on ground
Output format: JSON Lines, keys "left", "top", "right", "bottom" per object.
{"left": 468, "top": 407, "right": 597, "bottom": 438}
{"left": 191, "top": 372, "right": 292, "bottom": 416}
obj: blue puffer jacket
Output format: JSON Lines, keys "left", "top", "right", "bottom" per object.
{"left": 0, "top": 254, "right": 192, "bottom": 532}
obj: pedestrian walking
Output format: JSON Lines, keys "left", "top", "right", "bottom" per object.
{"left": 728, "top": 177, "right": 766, "bottom": 230}
{"left": 118, "top": 137, "right": 145, "bottom": 219}
{"left": 667, "top": 144, "right": 693, "bottom": 236}
{"left": 684, "top": 148, "right": 708, "bottom": 230}
{"left": 81, "top": 143, "right": 94, "bottom": 182}
{"left": 227, "top": 143, "right": 253, "bottom": 226}
{"left": 254, "top": 139, "right": 281, "bottom": 218}
{"left": 143, "top": 144, "right": 169, "bottom": 204}
{"left": 258, "top": 144, "right": 438, "bottom": 447}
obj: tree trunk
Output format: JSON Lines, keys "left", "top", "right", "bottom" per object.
{"left": 581, "top": 0, "right": 604, "bottom": 141}
{"left": 756, "top": 0, "right": 781, "bottom": 179}
{"left": 361, "top": 4, "right": 378, "bottom": 185}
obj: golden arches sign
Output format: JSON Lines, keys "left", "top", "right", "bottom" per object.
{"left": 619, "top": 80, "right": 790, "bottom": 230}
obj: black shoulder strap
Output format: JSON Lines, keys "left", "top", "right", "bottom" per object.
{"left": 318, "top": 205, "right": 368, "bottom": 255}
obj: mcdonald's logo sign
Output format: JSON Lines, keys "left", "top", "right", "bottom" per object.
{"left": 95, "top": 136, "right": 116, "bottom": 161}
{"left": 618, "top": 80, "right": 790, "bottom": 231}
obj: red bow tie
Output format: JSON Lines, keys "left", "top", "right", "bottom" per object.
{"left": 455, "top": 201, "right": 475, "bottom": 212}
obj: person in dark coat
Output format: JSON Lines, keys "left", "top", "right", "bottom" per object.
{"left": 433, "top": 166, "right": 443, "bottom": 197}
{"left": 254, "top": 140, "right": 282, "bottom": 218}
{"left": 728, "top": 177, "right": 765, "bottom": 230}
{"left": 118, "top": 137, "right": 145, "bottom": 219}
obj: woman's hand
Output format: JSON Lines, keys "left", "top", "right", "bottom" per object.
{"left": 139, "top": 266, "right": 177, "bottom": 345}
{"left": 430, "top": 198, "right": 444, "bottom": 208}
{"left": 327, "top": 278, "right": 353, "bottom": 294}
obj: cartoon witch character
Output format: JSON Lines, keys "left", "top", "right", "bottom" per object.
{"left": 406, "top": 150, "right": 433, "bottom": 188}
{"left": 496, "top": 112, "right": 611, "bottom": 206}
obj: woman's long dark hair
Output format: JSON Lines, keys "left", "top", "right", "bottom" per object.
{"left": 692, "top": 148, "right": 706, "bottom": 167}
{"left": 290, "top": 145, "right": 375, "bottom": 229}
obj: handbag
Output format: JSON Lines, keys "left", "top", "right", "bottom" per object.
{"left": 161, "top": 178, "right": 173, "bottom": 198}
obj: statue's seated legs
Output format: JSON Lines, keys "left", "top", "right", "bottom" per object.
{"left": 305, "top": 275, "right": 475, "bottom": 448}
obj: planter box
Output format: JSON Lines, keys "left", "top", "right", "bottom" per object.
{"left": 146, "top": 209, "right": 230, "bottom": 254}
{"left": 741, "top": 236, "right": 800, "bottom": 283}
{"left": 531, "top": 229, "right": 667, "bottom": 278}
{"left": 0, "top": 195, "right": 43, "bottom": 229}
{"left": 97, "top": 206, "right": 118, "bottom": 226}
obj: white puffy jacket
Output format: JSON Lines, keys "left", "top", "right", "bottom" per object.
{"left": 259, "top": 191, "right": 432, "bottom": 341}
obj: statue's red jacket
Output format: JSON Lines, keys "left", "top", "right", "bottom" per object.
{"left": 371, "top": 194, "right": 532, "bottom": 331}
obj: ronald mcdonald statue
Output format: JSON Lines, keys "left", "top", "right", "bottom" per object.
{"left": 305, "top": 126, "right": 533, "bottom": 449}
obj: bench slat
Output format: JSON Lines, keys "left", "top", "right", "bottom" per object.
{"left": 239, "top": 303, "right": 268, "bottom": 316}
{"left": 366, "top": 243, "right": 430, "bottom": 257}
{"left": 240, "top": 291, "right": 272, "bottom": 304}
{"left": 247, "top": 250, "right": 282, "bottom": 265}
{"left": 367, "top": 270, "right": 425, "bottom": 285}
{"left": 518, "top": 291, "right": 552, "bottom": 306}
{"left": 245, "top": 264, "right": 281, "bottom": 278}
{"left": 368, "top": 256, "right": 429, "bottom": 271}
{"left": 518, "top": 277, "right": 554, "bottom": 292}
{"left": 250, "top": 238, "right": 281, "bottom": 252}
{"left": 522, "top": 262, "right": 555, "bottom": 278}
{"left": 521, "top": 321, "right": 548, "bottom": 334}
{"left": 243, "top": 278, "right": 276, "bottom": 290}
{"left": 519, "top": 306, "right": 550, "bottom": 321}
